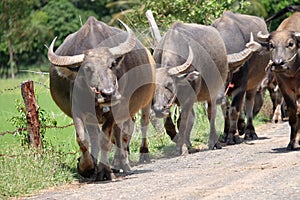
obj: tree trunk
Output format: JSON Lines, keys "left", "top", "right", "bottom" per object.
{"left": 7, "top": 38, "right": 15, "bottom": 79}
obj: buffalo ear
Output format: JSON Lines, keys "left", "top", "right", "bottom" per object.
{"left": 176, "top": 71, "right": 200, "bottom": 82}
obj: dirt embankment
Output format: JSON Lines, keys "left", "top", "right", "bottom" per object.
{"left": 24, "top": 122, "right": 300, "bottom": 200}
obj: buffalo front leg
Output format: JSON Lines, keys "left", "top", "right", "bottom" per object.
{"left": 282, "top": 93, "right": 299, "bottom": 150}
{"left": 97, "top": 115, "right": 115, "bottom": 181}
{"left": 74, "top": 116, "right": 97, "bottom": 179}
{"left": 175, "top": 105, "right": 193, "bottom": 156}
{"left": 112, "top": 121, "right": 132, "bottom": 173}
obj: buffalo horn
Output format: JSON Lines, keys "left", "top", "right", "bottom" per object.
{"left": 47, "top": 36, "right": 85, "bottom": 67}
{"left": 227, "top": 32, "right": 261, "bottom": 72}
{"left": 168, "top": 46, "right": 194, "bottom": 75}
{"left": 109, "top": 19, "right": 136, "bottom": 57}
{"left": 257, "top": 31, "right": 270, "bottom": 42}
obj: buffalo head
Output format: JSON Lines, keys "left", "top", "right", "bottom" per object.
{"left": 48, "top": 20, "right": 135, "bottom": 106}
{"left": 258, "top": 30, "right": 300, "bottom": 72}
{"left": 152, "top": 46, "right": 199, "bottom": 117}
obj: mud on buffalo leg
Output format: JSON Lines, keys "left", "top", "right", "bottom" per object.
{"left": 112, "top": 122, "right": 132, "bottom": 173}
{"left": 244, "top": 88, "right": 259, "bottom": 140}
{"left": 97, "top": 115, "right": 115, "bottom": 181}
{"left": 207, "top": 100, "right": 222, "bottom": 150}
{"left": 139, "top": 104, "right": 151, "bottom": 163}
{"left": 74, "top": 116, "right": 97, "bottom": 179}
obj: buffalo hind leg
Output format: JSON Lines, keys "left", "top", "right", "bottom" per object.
{"left": 207, "top": 100, "right": 222, "bottom": 150}
{"left": 139, "top": 104, "right": 151, "bottom": 163}
{"left": 244, "top": 89, "right": 258, "bottom": 140}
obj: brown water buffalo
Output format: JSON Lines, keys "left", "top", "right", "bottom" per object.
{"left": 258, "top": 11, "right": 300, "bottom": 150}
{"left": 212, "top": 11, "right": 270, "bottom": 145}
{"left": 152, "top": 21, "right": 261, "bottom": 155}
{"left": 47, "top": 16, "right": 155, "bottom": 180}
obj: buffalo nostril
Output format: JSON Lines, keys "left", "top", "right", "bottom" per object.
{"left": 101, "top": 88, "right": 115, "bottom": 97}
{"left": 274, "top": 59, "right": 284, "bottom": 66}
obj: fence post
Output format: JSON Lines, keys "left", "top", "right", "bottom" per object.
{"left": 21, "top": 80, "right": 42, "bottom": 148}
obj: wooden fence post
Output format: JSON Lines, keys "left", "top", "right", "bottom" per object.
{"left": 21, "top": 80, "right": 42, "bottom": 148}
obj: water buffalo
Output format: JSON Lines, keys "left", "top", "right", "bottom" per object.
{"left": 47, "top": 16, "right": 155, "bottom": 180}
{"left": 212, "top": 11, "right": 270, "bottom": 145}
{"left": 152, "top": 21, "right": 261, "bottom": 155}
{"left": 257, "top": 11, "right": 300, "bottom": 150}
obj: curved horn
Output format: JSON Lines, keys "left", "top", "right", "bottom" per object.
{"left": 47, "top": 37, "right": 85, "bottom": 67}
{"left": 227, "top": 32, "right": 261, "bottom": 72}
{"left": 109, "top": 19, "right": 136, "bottom": 57}
{"left": 168, "top": 46, "right": 194, "bottom": 76}
{"left": 257, "top": 31, "right": 270, "bottom": 42}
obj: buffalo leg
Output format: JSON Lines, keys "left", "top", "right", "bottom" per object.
{"left": 244, "top": 88, "right": 259, "bottom": 140}
{"left": 112, "top": 121, "right": 132, "bottom": 173}
{"left": 97, "top": 114, "right": 115, "bottom": 181}
{"left": 207, "top": 100, "right": 222, "bottom": 150}
{"left": 221, "top": 97, "right": 230, "bottom": 143}
{"left": 281, "top": 92, "right": 298, "bottom": 150}
{"left": 140, "top": 104, "right": 151, "bottom": 163}
{"left": 74, "top": 116, "right": 97, "bottom": 179}
{"left": 175, "top": 104, "right": 193, "bottom": 156}
{"left": 227, "top": 90, "right": 245, "bottom": 145}
{"left": 164, "top": 115, "right": 177, "bottom": 142}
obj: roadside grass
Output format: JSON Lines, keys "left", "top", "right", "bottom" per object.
{"left": 0, "top": 74, "right": 270, "bottom": 199}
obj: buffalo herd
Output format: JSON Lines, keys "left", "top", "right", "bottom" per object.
{"left": 47, "top": 6, "right": 300, "bottom": 180}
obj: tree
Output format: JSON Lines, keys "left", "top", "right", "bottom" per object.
{"left": 0, "top": 0, "right": 37, "bottom": 78}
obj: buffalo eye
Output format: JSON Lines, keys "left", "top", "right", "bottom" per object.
{"left": 111, "top": 56, "right": 124, "bottom": 68}
{"left": 287, "top": 41, "right": 294, "bottom": 48}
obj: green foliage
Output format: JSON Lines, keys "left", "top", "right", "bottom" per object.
{"left": 247, "top": 0, "right": 300, "bottom": 31}
{"left": 9, "top": 99, "right": 57, "bottom": 147}
{"left": 125, "top": 0, "right": 250, "bottom": 31}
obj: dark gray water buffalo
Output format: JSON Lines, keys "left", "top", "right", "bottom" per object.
{"left": 47, "top": 16, "right": 155, "bottom": 180}
{"left": 212, "top": 11, "right": 270, "bottom": 145}
{"left": 152, "top": 22, "right": 261, "bottom": 155}
{"left": 257, "top": 11, "right": 300, "bottom": 150}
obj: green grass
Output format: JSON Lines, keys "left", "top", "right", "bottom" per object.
{"left": 0, "top": 73, "right": 269, "bottom": 199}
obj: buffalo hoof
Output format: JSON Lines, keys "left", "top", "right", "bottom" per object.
{"left": 208, "top": 141, "right": 222, "bottom": 150}
{"left": 244, "top": 130, "right": 258, "bottom": 140}
{"left": 226, "top": 137, "right": 235, "bottom": 145}
{"left": 139, "top": 153, "right": 151, "bottom": 163}
{"left": 234, "top": 135, "right": 243, "bottom": 144}
{"left": 112, "top": 157, "right": 132, "bottom": 173}
{"left": 220, "top": 135, "right": 227, "bottom": 143}
{"left": 96, "top": 163, "right": 115, "bottom": 181}
{"left": 227, "top": 135, "right": 243, "bottom": 145}
{"left": 175, "top": 143, "right": 189, "bottom": 156}
{"left": 77, "top": 155, "right": 97, "bottom": 179}
{"left": 286, "top": 143, "right": 297, "bottom": 151}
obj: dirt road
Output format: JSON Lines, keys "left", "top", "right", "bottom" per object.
{"left": 26, "top": 122, "right": 299, "bottom": 200}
